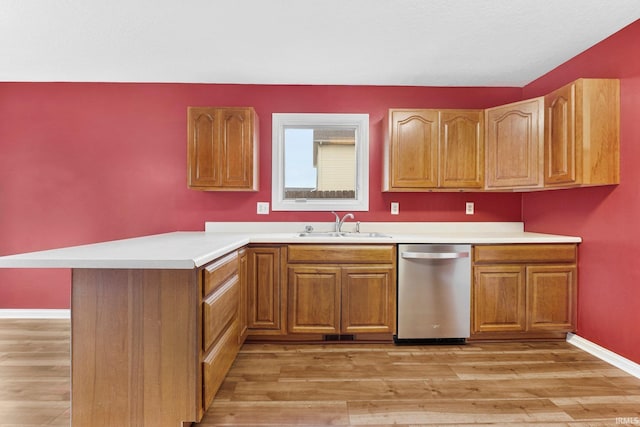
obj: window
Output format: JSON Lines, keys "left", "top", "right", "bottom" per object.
{"left": 272, "top": 113, "right": 369, "bottom": 211}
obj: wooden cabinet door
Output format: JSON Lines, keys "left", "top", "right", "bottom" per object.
{"left": 485, "top": 98, "right": 544, "bottom": 189}
{"left": 526, "top": 265, "right": 577, "bottom": 331}
{"left": 288, "top": 266, "right": 341, "bottom": 334}
{"left": 545, "top": 83, "right": 576, "bottom": 185}
{"left": 341, "top": 266, "right": 395, "bottom": 334}
{"left": 187, "top": 107, "right": 257, "bottom": 191}
{"left": 188, "top": 107, "right": 222, "bottom": 188}
{"left": 389, "top": 109, "right": 439, "bottom": 188}
{"left": 545, "top": 78, "right": 620, "bottom": 188}
{"left": 247, "top": 247, "right": 283, "bottom": 332}
{"left": 237, "top": 249, "right": 248, "bottom": 344}
{"left": 439, "top": 110, "right": 484, "bottom": 188}
{"left": 473, "top": 265, "right": 526, "bottom": 333}
{"left": 220, "top": 108, "right": 255, "bottom": 189}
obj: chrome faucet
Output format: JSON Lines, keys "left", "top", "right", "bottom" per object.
{"left": 331, "top": 211, "right": 355, "bottom": 232}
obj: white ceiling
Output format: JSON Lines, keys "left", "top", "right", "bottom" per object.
{"left": 1, "top": 0, "right": 639, "bottom": 87}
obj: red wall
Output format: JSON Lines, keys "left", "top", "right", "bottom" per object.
{"left": 0, "top": 84, "right": 523, "bottom": 309}
{"left": 522, "top": 20, "right": 640, "bottom": 363}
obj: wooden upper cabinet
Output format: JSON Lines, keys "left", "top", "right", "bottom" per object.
{"left": 545, "top": 84, "right": 574, "bottom": 185}
{"left": 383, "top": 78, "right": 618, "bottom": 193}
{"left": 544, "top": 78, "right": 620, "bottom": 187}
{"left": 383, "top": 109, "right": 483, "bottom": 191}
{"left": 440, "top": 110, "right": 484, "bottom": 188}
{"left": 485, "top": 98, "right": 544, "bottom": 190}
{"left": 385, "top": 109, "right": 439, "bottom": 189}
{"left": 187, "top": 107, "right": 258, "bottom": 191}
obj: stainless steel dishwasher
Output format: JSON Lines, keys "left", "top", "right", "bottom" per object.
{"left": 395, "top": 244, "right": 471, "bottom": 343}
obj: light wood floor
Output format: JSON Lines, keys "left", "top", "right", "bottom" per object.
{"left": 0, "top": 319, "right": 70, "bottom": 427}
{"left": 2, "top": 320, "right": 640, "bottom": 426}
{"left": 199, "top": 341, "right": 640, "bottom": 426}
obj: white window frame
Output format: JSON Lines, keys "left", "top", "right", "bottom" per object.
{"left": 272, "top": 113, "right": 369, "bottom": 211}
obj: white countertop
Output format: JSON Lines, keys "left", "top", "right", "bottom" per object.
{"left": 0, "top": 223, "right": 581, "bottom": 270}
{"left": 0, "top": 232, "right": 251, "bottom": 269}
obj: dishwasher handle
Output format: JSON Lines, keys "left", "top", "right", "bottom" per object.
{"left": 401, "top": 251, "right": 470, "bottom": 260}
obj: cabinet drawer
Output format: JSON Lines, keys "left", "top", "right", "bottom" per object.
{"left": 203, "top": 251, "right": 238, "bottom": 296}
{"left": 287, "top": 245, "right": 395, "bottom": 264}
{"left": 203, "top": 276, "right": 239, "bottom": 352}
{"left": 202, "top": 318, "right": 239, "bottom": 411}
{"left": 474, "top": 244, "right": 576, "bottom": 264}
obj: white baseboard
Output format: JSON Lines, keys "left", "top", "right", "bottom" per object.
{"left": 0, "top": 309, "right": 70, "bottom": 319}
{"left": 567, "top": 333, "right": 640, "bottom": 379}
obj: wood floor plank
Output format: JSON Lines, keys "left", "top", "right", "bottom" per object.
{"left": 0, "top": 320, "right": 70, "bottom": 427}
{"left": 451, "top": 360, "right": 628, "bottom": 380}
{"left": 551, "top": 395, "right": 640, "bottom": 421}
{"left": 426, "top": 376, "right": 636, "bottom": 400}
{"left": 347, "top": 399, "right": 574, "bottom": 425}
{"left": 230, "top": 379, "right": 433, "bottom": 402}
{"left": 200, "top": 401, "right": 350, "bottom": 426}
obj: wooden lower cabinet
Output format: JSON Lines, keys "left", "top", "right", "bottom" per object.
{"left": 288, "top": 266, "right": 341, "bottom": 334}
{"left": 71, "top": 269, "right": 201, "bottom": 427}
{"left": 70, "top": 247, "right": 249, "bottom": 427}
{"left": 341, "top": 266, "right": 395, "bottom": 334}
{"left": 471, "top": 244, "right": 577, "bottom": 340}
{"left": 473, "top": 265, "right": 526, "bottom": 333}
{"left": 201, "top": 250, "right": 245, "bottom": 412}
{"left": 286, "top": 245, "right": 396, "bottom": 337}
{"left": 527, "top": 264, "right": 577, "bottom": 331}
{"left": 68, "top": 241, "right": 580, "bottom": 426}
{"left": 246, "top": 245, "right": 287, "bottom": 335}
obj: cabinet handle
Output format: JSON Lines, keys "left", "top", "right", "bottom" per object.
{"left": 205, "top": 251, "right": 238, "bottom": 273}
{"left": 401, "top": 251, "right": 469, "bottom": 260}
{"left": 204, "top": 275, "right": 239, "bottom": 304}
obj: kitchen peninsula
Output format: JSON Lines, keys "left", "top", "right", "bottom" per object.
{"left": 0, "top": 222, "right": 581, "bottom": 427}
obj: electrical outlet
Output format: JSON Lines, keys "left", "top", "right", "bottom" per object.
{"left": 257, "top": 202, "right": 270, "bottom": 215}
{"left": 391, "top": 202, "right": 399, "bottom": 215}
{"left": 465, "top": 202, "right": 474, "bottom": 215}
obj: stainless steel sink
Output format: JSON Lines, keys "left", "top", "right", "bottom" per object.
{"left": 297, "top": 231, "right": 342, "bottom": 237}
{"left": 297, "top": 231, "right": 391, "bottom": 238}
{"left": 341, "top": 232, "right": 392, "bottom": 238}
